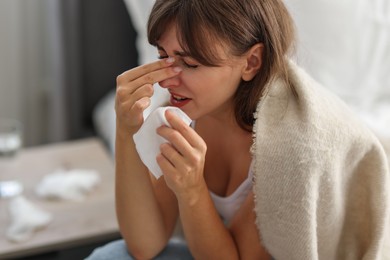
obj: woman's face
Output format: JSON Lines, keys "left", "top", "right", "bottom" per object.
{"left": 157, "top": 24, "right": 247, "bottom": 121}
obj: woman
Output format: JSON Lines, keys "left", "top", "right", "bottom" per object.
{"left": 87, "top": 0, "right": 389, "bottom": 259}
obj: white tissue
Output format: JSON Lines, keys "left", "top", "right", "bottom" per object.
{"left": 35, "top": 168, "right": 100, "bottom": 201}
{"left": 133, "top": 106, "right": 192, "bottom": 179}
{"left": 7, "top": 196, "right": 52, "bottom": 243}
{"left": 0, "top": 180, "right": 23, "bottom": 198}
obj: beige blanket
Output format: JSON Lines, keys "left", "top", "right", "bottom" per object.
{"left": 251, "top": 61, "right": 390, "bottom": 260}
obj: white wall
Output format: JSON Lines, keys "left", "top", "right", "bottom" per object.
{"left": 285, "top": 0, "right": 390, "bottom": 138}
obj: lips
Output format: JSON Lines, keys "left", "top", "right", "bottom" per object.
{"left": 169, "top": 92, "right": 191, "bottom": 108}
{"left": 172, "top": 94, "right": 187, "bottom": 101}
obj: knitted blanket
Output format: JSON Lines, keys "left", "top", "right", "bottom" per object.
{"left": 251, "top": 61, "right": 390, "bottom": 260}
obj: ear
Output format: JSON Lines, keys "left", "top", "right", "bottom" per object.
{"left": 241, "top": 43, "right": 263, "bottom": 81}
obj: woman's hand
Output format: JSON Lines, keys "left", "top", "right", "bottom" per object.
{"left": 115, "top": 58, "right": 181, "bottom": 134}
{"left": 156, "top": 110, "right": 208, "bottom": 204}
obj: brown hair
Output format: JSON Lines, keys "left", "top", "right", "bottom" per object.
{"left": 148, "top": 0, "right": 295, "bottom": 131}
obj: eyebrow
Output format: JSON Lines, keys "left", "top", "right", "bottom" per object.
{"left": 156, "top": 44, "right": 190, "bottom": 57}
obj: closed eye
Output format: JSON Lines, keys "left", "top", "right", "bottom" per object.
{"left": 157, "top": 54, "right": 169, "bottom": 60}
{"left": 181, "top": 60, "right": 198, "bottom": 69}
{"left": 157, "top": 55, "right": 198, "bottom": 69}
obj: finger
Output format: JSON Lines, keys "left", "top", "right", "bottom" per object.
{"left": 116, "top": 97, "right": 150, "bottom": 124}
{"left": 117, "top": 65, "right": 181, "bottom": 96}
{"left": 128, "top": 84, "right": 154, "bottom": 105}
{"left": 116, "top": 83, "right": 153, "bottom": 105}
{"left": 157, "top": 126, "right": 194, "bottom": 159}
{"left": 117, "top": 57, "right": 175, "bottom": 84}
{"left": 165, "top": 110, "right": 206, "bottom": 151}
{"left": 132, "top": 66, "right": 182, "bottom": 87}
{"left": 131, "top": 96, "right": 151, "bottom": 114}
{"left": 156, "top": 152, "right": 176, "bottom": 176}
{"left": 159, "top": 142, "right": 185, "bottom": 168}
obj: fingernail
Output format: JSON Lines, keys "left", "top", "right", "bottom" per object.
{"left": 173, "top": 66, "right": 182, "bottom": 73}
{"left": 166, "top": 57, "right": 175, "bottom": 64}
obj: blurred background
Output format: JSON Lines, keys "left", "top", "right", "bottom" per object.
{"left": 0, "top": 0, "right": 137, "bottom": 148}
{"left": 0, "top": 0, "right": 389, "bottom": 259}
{"left": 0, "top": 0, "right": 389, "bottom": 150}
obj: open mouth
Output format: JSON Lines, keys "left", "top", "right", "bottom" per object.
{"left": 172, "top": 94, "right": 188, "bottom": 101}
{"left": 170, "top": 93, "right": 191, "bottom": 107}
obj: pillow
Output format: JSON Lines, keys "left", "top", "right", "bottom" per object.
{"left": 285, "top": 0, "right": 390, "bottom": 138}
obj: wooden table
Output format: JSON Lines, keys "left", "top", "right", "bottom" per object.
{"left": 0, "top": 138, "right": 119, "bottom": 258}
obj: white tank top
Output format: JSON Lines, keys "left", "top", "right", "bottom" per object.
{"left": 190, "top": 121, "right": 253, "bottom": 224}
{"left": 209, "top": 161, "right": 254, "bottom": 224}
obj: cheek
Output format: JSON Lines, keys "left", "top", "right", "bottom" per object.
{"left": 184, "top": 69, "right": 219, "bottom": 85}
{"left": 178, "top": 70, "right": 204, "bottom": 87}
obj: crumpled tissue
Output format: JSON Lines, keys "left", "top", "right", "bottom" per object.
{"left": 133, "top": 106, "right": 192, "bottom": 179}
{"left": 35, "top": 168, "right": 100, "bottom": 201}
{"left": 7, "top": 196, "right": 52, "bottom": 243}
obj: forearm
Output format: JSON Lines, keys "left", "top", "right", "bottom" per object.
{"left": 177, "top": 185, "right": 239, "bottom": 260}
{"left": 115, "top": 126, "right": 168, "bottom": 257}
{"left": 113, "top": 57, "right": 181, "bottom": 258}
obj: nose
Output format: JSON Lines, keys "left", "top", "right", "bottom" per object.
{"left": 159, "top": 73, "right": 181, "bottom": 89}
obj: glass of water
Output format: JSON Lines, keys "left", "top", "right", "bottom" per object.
{"left": 0, "top": 119, "right": 23, "bottom": 198}
{"left": 0, "top": 118, "right": 23, "bottom": 156}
